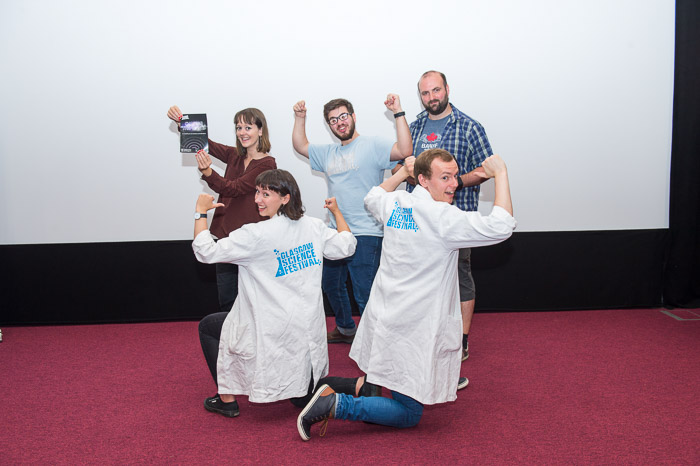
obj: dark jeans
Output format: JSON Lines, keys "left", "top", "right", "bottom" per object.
{"left": 216, "top": 263, "right": 238, "bottom": 313}
{"left": 322, "top": 236, "right": 382, "bottom": 333}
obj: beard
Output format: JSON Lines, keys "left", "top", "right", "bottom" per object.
{"left": 424, "top": 96, "right": 450, "bottom": 116}
{"left": 331, "top": 120, "right": 356, "bottom": 141}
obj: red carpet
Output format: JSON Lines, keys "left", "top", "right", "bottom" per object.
{"left": 1, "top": 309, "right": 698, "bottom": 464}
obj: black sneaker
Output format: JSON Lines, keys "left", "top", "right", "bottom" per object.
{"left": 204, "top": 394, "right": 240, "bottom": 418}
{"left": 297, "top": 384, "right": 336, "bottom": 441}
{"left": 462, "top": 342, "right": 469, "bottom": 361}
{"left": 457, "top": 377, "right": 469, "bottom": 390}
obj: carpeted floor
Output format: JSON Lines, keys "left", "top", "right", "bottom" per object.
{"left": 1, "top": 308, "right": 698, "bottom": 464}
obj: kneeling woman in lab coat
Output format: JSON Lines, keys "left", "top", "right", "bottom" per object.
{"left": 192, "top": 169, "right": 357, "bottom": 417}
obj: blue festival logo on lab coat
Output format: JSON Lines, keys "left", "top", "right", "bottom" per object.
{"left": 386, "top": 202, "right": 419, "bottom": 232}
{"left": 274, "top": 243, "right": 322, "bottom": 277}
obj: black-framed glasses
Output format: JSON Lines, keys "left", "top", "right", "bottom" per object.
{"left": 328, "top": 113, "right": 350, "bottom": 126}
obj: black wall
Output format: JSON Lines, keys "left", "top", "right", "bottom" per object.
{"left": 0, "top": 229, "right": 667, "bottom": 325}
{"left": 663, "top": 0, "right": 700, "bottom": 308}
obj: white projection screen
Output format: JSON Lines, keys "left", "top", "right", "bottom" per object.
{"left": 0, "top": 0, "right": 675, "bottom": 245}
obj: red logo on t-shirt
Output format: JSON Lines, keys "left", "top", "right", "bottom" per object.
{"left": 427, "top": 133, "right": 438, "bottom": 142}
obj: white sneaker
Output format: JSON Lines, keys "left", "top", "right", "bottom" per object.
{"left": 457, "top": 377, "right": 469, "bottom": 390}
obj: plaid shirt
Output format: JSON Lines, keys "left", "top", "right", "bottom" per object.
{"left": 407, "top": 104, "right": 492, "bottom": 212}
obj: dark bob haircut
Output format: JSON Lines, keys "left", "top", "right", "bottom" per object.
{"left": 255, "top": 169, "right": 305, "bottom": 220}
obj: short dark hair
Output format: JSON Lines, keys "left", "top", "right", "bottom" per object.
{"left": 417, "top": 70, "right": 448, "bottom": 91}
{"left": 414, "top": 149, "right": 456, "bottom": 182}
{"left": 255, "top": 169, "right": 305, "bottom": 220}
{"left": 234, "top": 108, "right": 271, "bottom": 156}
{"left": 323, "top": 98, "right": 354, "bottom": 123}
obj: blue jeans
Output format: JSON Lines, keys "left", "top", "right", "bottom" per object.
{"left": 335, "top": 391, "right": 423, "bottom": 428}
{"left": 322, "top": 236, "right": 382, "bottom": 333}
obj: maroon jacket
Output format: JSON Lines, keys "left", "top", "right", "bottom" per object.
{"left": 203, "top": 139, "right": 277, "bottom": 239}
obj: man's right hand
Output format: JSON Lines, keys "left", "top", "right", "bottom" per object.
{"left": 167, "top": 105, "right": 183, "bottom": 122}
{"left": 384, "top": 93, "right": 403, "bottom": 114}
{"left": 403, "top": 156, "right": 416, "bottom": 178}
{"left": 293, "top": 101, "right": 307, "bottom": 118}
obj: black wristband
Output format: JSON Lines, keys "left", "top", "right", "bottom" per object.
{"left": 393, "top": 111, "right": 406, "bottom": 119}
{"left": 456, "top": 174, "right": 464, "bottom": 191}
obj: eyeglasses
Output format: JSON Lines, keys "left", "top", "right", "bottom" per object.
{"left": 328, "top": 113, "right": 351, "bottom": 126}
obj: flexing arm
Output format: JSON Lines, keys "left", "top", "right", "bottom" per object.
{"left": 391, "top": 158, "right": 416, "bottom": 184}
{"left": 385, "top": 94, "right": 412, "bottom": 161}
{"left": 461, "top": 167, "right": 489, "bottom": 187}
{"left": 380, "top": 156, "right": 415, "bottom": 192}
{"left": 194, "top": 194, "right": 224, "bottom": 238}
{"left": 292, "top": 100, "right": 310, "bottom": 158}
{"left": 481, "top": 155, "right": 513, "bottom": 216}
{"left": 324, "top": 197, "right": 351, "bottom": 233}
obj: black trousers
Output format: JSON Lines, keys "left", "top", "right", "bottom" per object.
{"left": 197, "top": 312, "right": 359, "bottom": 407}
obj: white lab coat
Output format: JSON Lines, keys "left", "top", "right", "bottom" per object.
{"left": 193, "top": 214, "right": 356, "bottom": 403}
{"left": 349, "top": 185, "right": 516, "bottom": 405}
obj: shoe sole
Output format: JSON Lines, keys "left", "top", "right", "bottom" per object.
{"left": 457, "top": 378, "right": 469, "bottom": 390}
{"left": 297, "top": 384, "right": 330, "bottom": 441}
{"left": 461, "top": 351, "right": 469, "bottom": 362}
{"left": 327, "top": 338, "right": 354, "bottom": 344}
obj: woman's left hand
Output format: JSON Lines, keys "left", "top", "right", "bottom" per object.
{"left": 195, "top": 150, "right": 213, "bottom": 176}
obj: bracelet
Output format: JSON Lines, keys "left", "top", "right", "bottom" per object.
{"left": 393, "top": 111, "right": 406, "bottom": 119}
{"left": 456, "top": 174, "right": 464, "bottom": 191}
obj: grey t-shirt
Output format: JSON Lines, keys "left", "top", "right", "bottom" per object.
{"left": 415, "top": 115, "right": 449, "bottom": 154}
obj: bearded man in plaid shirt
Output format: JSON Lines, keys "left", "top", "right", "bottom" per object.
{"left": 399, "top": 70, "right": 493, "bottom": 367}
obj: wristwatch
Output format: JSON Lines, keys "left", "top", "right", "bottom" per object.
{"left": 194, "top": 212, "right": 207, "bottom": 220}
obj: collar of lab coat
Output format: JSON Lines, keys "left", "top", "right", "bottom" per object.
{"left": 412, "top": 184, "right": 433, "bottom": 201}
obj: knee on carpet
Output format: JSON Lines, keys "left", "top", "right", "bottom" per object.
{"left": 404, "top": 408, "right": 423, "bottom": 428}
{"left": 289, "top": 396, "right": 309, "bottom": 409}
{"left": 399, "top": 397, "right": 424, "bottom": 428}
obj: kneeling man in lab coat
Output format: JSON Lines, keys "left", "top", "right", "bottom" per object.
{"left": 298, "top": 149, "right": 517, "bottom": 440}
